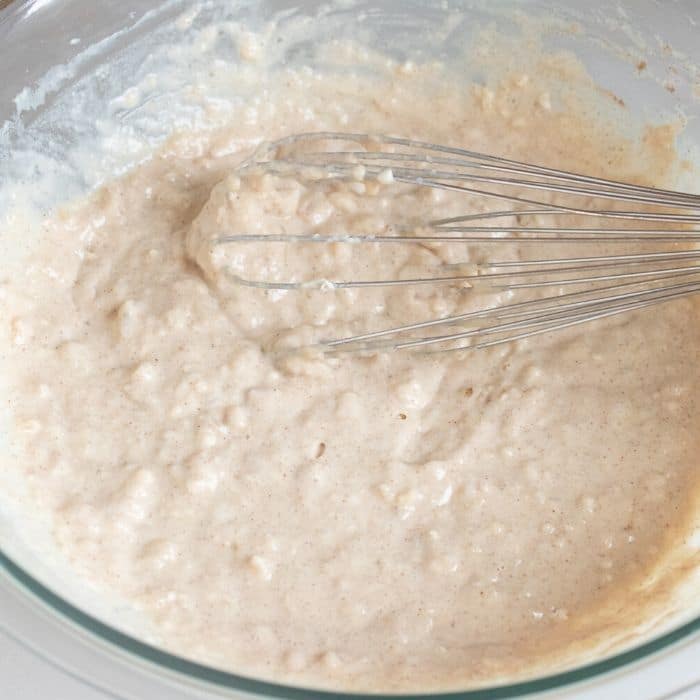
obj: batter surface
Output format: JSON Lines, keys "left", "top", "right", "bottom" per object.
{"left": 2, "top": 26, "right": 700, "bottom": 693}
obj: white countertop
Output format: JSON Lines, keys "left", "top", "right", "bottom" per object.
{"left": 1, "top": 629, "right": 107, "bottom": 700}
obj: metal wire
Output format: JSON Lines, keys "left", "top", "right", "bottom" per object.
{"left": 217, "top": 132, "right": 700, "bottom": 351}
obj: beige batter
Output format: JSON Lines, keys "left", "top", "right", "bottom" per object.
{"left": 2, "top": 33, "right": 700, "bottom": 693}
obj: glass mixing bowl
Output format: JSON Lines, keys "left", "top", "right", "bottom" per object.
{"left": 1, "top": 1, "right": 699, "bottom": 697}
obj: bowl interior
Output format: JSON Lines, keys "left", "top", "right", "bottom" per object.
{"left": 0, "top": 0, "right": 699, "bottom": 696}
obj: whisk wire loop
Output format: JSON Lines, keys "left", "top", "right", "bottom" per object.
{"left": 219, "top": 132, "right": 700, "bottom": 351}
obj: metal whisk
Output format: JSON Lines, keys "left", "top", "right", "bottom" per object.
{"left": 217, "top": 132, "right": 700, "bottom": 352}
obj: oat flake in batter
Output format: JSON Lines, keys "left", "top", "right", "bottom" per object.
{"left": 2, "top": 28, "right": 700, "bottom": 693}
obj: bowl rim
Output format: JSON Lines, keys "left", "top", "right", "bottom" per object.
{"left": 2, "top": 548, "right": 700, "bottom": 699}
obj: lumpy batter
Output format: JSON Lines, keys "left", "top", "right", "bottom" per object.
{"left": 3, "top": 29, "right": 700, "bottom": 693}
